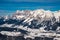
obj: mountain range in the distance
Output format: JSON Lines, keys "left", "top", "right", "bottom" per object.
{"left": 0, "top": 9, "right": 60, "bottom": 39}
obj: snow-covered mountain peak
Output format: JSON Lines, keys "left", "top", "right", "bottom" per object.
{"left": 16, "top": 10, "right": 24, "bottom": 13}
{"left": 11, "top": 9, "right": 60, "bottom": 22}
{"left": 13, "top": 9, "right": 49, "bottom": 19}
{"left": 0, "top": 9, "right": 60, "bottom": 39}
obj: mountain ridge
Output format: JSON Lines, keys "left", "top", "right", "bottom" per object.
{"left": 0, "top": 9, "right": 60, "bottom": 39}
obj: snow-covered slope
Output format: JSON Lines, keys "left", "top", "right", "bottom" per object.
{"left": 0, "top": 9, "right": 60, "bottom": 29}
{"left": 0, "top": 9, "right": 60, "bottom": 39}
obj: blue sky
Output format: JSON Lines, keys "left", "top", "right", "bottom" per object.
{"left": 0, "top": 0, "right": 60, "bottom": 16}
